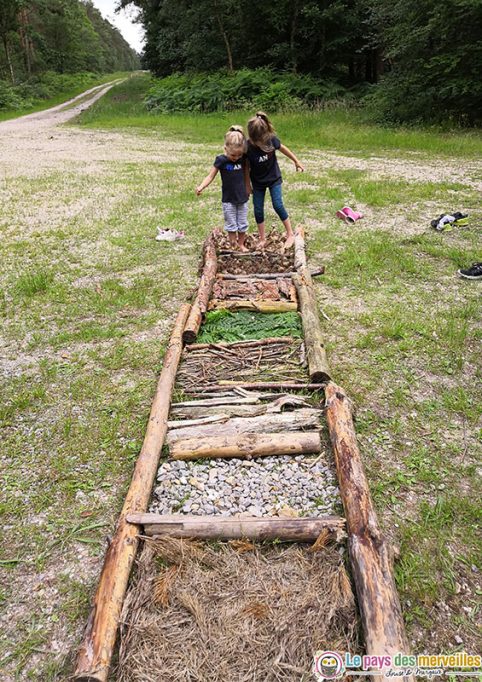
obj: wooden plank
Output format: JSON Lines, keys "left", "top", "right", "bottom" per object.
{"left": 208, "top": 299, "right": 298, "bottom": 313}
{"left": 324, "top": 382, "right": 414, "bottom": 680}
{"left": 126, "top": 514, "right": 346, "bottom": 542}
{"left": 293, "top": 267, "right": 332, "bottom": 382}
{"left": 74, "top": 304, "right": 191, "bottom": 682}
{"left": 170, "top": 431, "right": 322, "bottom": 461}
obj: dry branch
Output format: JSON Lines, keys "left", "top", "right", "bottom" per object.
{"left": 170, "top": 431, "right": 322, "bottom": 461}
{"left": 208, "top": 299, "right": 298, "bottom": 313}
{"left": 183, "top": 233, "right": 217, "bottom": 344}
{"left": 74, "top": 304, "right": 191, "bottom": 682}
{"left": 126, "top": 514, "right": 346, "bottom": 542}
{"left": 324, "top": 382, "right": 413, "bottom": 679}
{"left": 185, "top": 337, "right": 294, "bottom": 351}
{"left": 184, "top": 382, "right": 325, "bottom": 393}
{"left": 293, "top": 267, "right": 332, "bottom": 382}
{"left": 218, "top": 267, "right": 324, "bottom": 281}
{"left": 294, "top": 226, "right": 307, "bottom": 270}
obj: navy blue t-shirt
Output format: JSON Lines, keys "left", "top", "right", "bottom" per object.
{"left": 247, "top": 136, "right": 282, "bottom": 189}
{"left": 214, "top": 154, "right": 248, "bottom": 204}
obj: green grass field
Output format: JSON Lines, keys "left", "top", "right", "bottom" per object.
{"left": 0, "top": 73, "right": 480, "bottom": 679}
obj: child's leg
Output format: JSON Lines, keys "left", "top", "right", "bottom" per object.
{"left": 269, "top": 183, "right": 294, "bottom": 248}
{"left": 252, "top": 186, "right": 267, "bottom": 247}
{"left": 222, "top": 202, "right": 238, "bottom": 249}
{"left": 236, "top": 202, "right": 249, "bottom": 252}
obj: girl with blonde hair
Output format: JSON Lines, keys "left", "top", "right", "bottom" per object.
{"left": 196, "top": 125, "right": 250, "bottom": 251}
{"left": 246, "top": 111, "right": 304, "bottom": 249}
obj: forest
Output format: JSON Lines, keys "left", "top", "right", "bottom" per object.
{"left": 123, "top": 0, "right": 482, "bottom": 125}
{"left": 0, "top": 0, "right": 139, "bottom": 109}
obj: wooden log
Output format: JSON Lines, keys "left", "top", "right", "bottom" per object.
{"left": 324, "top": 382, "right": 413, "bottom": 680}
{"left": 183, "top": 233, "right": 217, "bottom": 344}
{"left": 74, "top": 304, "right": 191, "bottom": 682}
{"left": 185, "top": 337, "right": 293, "bottom": 351}
{"left": 208, "top": 299, "right": 298, "bottom": 313}
{"left": 170, "top": 431, "right": 322, "bottom": 461}
{"left": 170, "top": 394, "right": 311, "bottom": 419}
{"left": 167, "top": 414, "right": 229, "bottom": 429}
{"left": 126, "top": 514, "right": 346, "bottom": 542}
{"left": 293, "top": 268, "right": 332, "bottom": 382}
{"left": 166, "top": 408, "right": 322, "bottom": 443}
{"left": 294, "top": 226, "right": 307, "bottom": 270}
{"left": 184, "top": 382, "right": 326, "bottom": 393}
{"left": 218, "top": 267, "right": 325, "bottom": 281}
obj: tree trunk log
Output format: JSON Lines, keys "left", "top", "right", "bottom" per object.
{"left": 294, "top": 226, "right": 307, "bottom": 270}
{"left": 74, "top": 304, "right": 191, "bottom": 682}
{"left": 126, "top": 514, "right": 346, "bottom": 541}
{"left": 183, "top": 233, "right": 217, "bottom": 344}
{"left": 166, "top": 408, "right": 321, "bottom": 443}
{"left": 218, "top": 267, "right": 324, "bottom": 281}
{"left": 208, "top": 299, "right": 298, "bottom": 313}
{"left": 293, "top": 268, "right": 332, "bottom": 382}
{"left": 324, "top": 382, "right": 413, "bottom": 680}
{"left": 171, "top": 431, "right": 322, "bottom": 461}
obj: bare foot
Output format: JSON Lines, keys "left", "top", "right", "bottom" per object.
{"left": 258, "top": 239, "right": 267, "bottom": 250}
{"left": 238, "top": 244, "right": 249, "bottom": 252}
{"left": 283, "top": 234, "right": 295, "bottom": 250}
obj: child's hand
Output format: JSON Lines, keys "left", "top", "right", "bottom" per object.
{"left": 295, "top": 162, "right": 305, "bottom": 172}
{"left": 196, "top": 185, "right": 203, "bottom": 195}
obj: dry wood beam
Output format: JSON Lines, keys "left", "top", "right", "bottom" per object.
{"left": 170, "top": 431, "right": 322, "bottom": 461}
{"left": 185, "top": 337, "right": 294, "bottom": 351}
{"left": 294, "top": 225, "right": 307, "bottom": 270}
{"left": 293, "top": 267, "right": 332, "bottom": 382}
{"left": 183, "top": 382, "right": 326, "bottom": 393}
{"left": 126, "top": 514, "right": 346, "bottom": 542}
{"left": 183, "top": 232, "right": 217, "bottom": 344}
{"left": 324, "top": 382, "right": 413, "bottom": 681}
{"left": 208, "top": 299, "right": 298, "bottom": 313}
{"left": 74, "top": 304, "right": 191, "bottom": 682}
{"left": 218, "top": 267, "right": 324, "bottom": 281}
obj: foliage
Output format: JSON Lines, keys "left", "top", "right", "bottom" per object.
{"left": 145, "top": 69, "right": 347, "bottom": 113}
{"left": 196, "top": 310, "right": 303, "bottom": 343}
{"left": 0, "top": 0, "right": 139, "bottom": 90}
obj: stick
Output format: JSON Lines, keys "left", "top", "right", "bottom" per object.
{"left": 293, "top": 267, "right": 332, "bottom": 382}
{"left": 324, "top": 382, "right": 413, "bottom": 680}
{"left": 218, "top": 267, "right": 325, "bottom": 281}
{"left": 208, "top": 299, "right": 298, "bottom": 313}
{"left": 185, "top": 337, "right": 294, "bottom": 351}
{"left": 126, "top": 514, "right": 346, "bottom": 542}
{"left": 167, "top": 414, "right": 229, "bottom": 429}
{"left": 183, "top": 382, "right": 326, "bottom": 393}
{"left": 170, "top": 431, "right": 322, "bottom": 461}
{"left": 74, "top": 304, "right": 191, "bottom": 682}
{"left": 183, "top": 233, "right": 217, "bottom": 344}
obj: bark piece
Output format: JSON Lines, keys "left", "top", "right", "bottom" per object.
{"left": 183, "top": 233, "right": 217, "bottom": 344}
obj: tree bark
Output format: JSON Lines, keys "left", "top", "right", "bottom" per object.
{"left": 324, "top": 382, "right": 413, "bottom": 680}
{"left": 2, "top": 35, "right": 15, "bottom": 84}
{"left": 74, "top": 304, "right": 191, "bottom": 682}
{"left": 127, "top": 514, "right": 346, "bottom": 542}
{"left": 293, "top": 268, "right": 332, "bottom": 382}
{"left": 294, "top": 226, "right": 307, "bottom": 270}
{"left": 166, "top": 408, "right": 322, "bottom": 443}
{"left": 183, "top": 233, "right": 217, "bottom": 344}
{"left": 171, "top": 431, "right": 322, "bottom": 461}
{"left": 213, "top": 0, "right": 233, "bottom": 72}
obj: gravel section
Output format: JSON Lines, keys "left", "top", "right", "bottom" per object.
{"left": 151, "top": 454, "right": 341, "bottom": 517}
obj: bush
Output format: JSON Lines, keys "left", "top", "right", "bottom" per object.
{"left": 145, "top": 69, "right": 348, "bottom": 113}
{"left": 0, "top": 72, "right": 102, "bottom": 112}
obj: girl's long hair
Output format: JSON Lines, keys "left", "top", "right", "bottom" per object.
{"left": 247, "top": 111, "right": 276, "bottom": 152}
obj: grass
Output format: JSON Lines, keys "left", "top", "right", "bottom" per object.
{"left": 1, "top": 74, "right": 481, "bottom": 678}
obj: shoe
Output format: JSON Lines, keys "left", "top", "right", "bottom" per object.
{"left": 342, "top": 206, "right": 363, "bottom": 222}
{"left": 457, "top": 263, "right": 482, "bottom": 280}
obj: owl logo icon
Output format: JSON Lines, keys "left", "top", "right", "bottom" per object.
{"left": 313, "top": 651, "right": 344, "bottom": 680}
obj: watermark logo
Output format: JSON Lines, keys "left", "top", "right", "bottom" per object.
{"left": 313, "top": 651, "right": 345, "bottom": 680}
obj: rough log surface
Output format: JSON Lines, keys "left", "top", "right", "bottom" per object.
{"left": 126, "top": 514, "right": 346, "bottom": 541}
{"left": 294, "top": 226, "right": 307, "bottom": 270}
{"left": 324, "top": 382, "right": 413, "bottom": 681}
{"left": 170, "top": 431, "right": 322, "bottom": 461}
{"left": 183, "top": 233, "right": 217, "bottom": 344}
{"left": 293, "top": 268, "right": 332, "bottom": 382}
{"left": 74, "top": 304, "right": 191, "bottom": 682}
{"left": 208, "top": 299, "right": 298, "bottom": 313}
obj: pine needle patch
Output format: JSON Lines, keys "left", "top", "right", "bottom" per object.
{"left": 118, "top": 538, "right": 362, "bottom": 682}
{"left": 197, "top": 310, "right": 303, "bottom": 344}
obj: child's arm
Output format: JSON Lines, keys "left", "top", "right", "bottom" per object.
{"left": 244, "top": 159, "right": 252, "bottom": 195}
{"left": 279, "top": 144, "right": 305, "bottom": 172}
{"left": 196, "top": 167, "right": 218, "bottom": 195}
